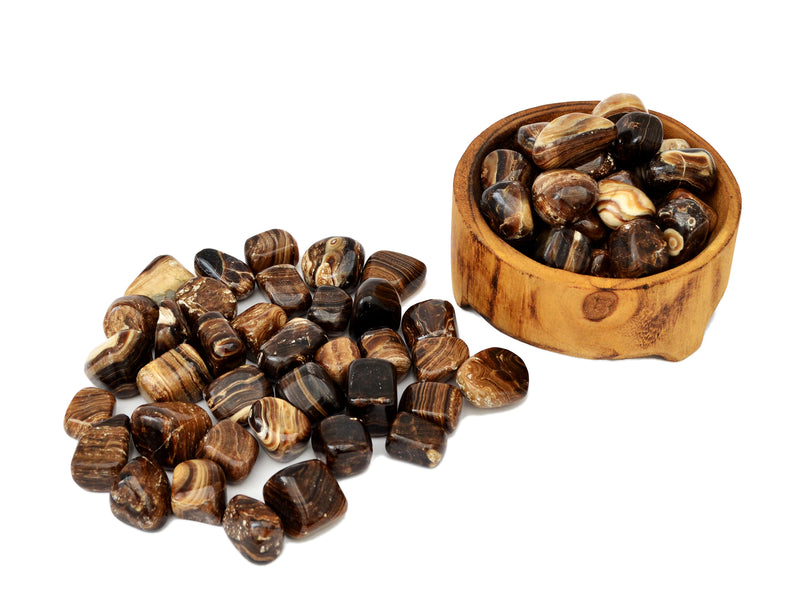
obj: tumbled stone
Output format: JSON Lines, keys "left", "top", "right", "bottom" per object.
{"left": 532, "top": 227, "right": 592, "bottom": 274}
{"left": 575, "top": 151, "right": 616, "bottom": 180}
{"left": 71, "top": 414, "right": 131, "bottom": 492}
{"left": 195, "top": 420, "right": 259, "bottom": 483}
{"left": 307, "top": 285, "right": 352, "bottom": 335}
{"left": 385, "top": 412, "right": 446, "bottom": 468}
{"left": 531, "top": 169, "right": 599, "bottom": 227}
{"left": 591, "top": 92, "right": 647, "bottom": 122}
{"left": 256, "top": 264, "right": 312, "bottom": 317}
{"left": 195, "top": 311, "right": 247, "bottom": 377}
{"left": 479, "top": 180, "right": 536, "bottom": 242}
{"left": 312, "top": 414, "right": 372, "bottom": 477}
{"left": 102, "top": 295, "right": 159, "bottom": 342}
{"left": 136, "top": 343, "right": 210, "bottom": 404}
{"left": 314, "top": 336, "right": 362, "bottom": 389}
{"left": 205, "top": 364, "right": 272, "bottom": 424}
{"left": 84, "top": 329, "right": 151, "bottom": 399}
{"left": 244, "top": 228, "right": 299, "bottom": 273}
{"left": 411, "top": 335, "right": 470, "bottom": 382}
{"left": 125, "top": 255, "right": 195, "bottom": 303}
{"left": 358, "top": 327, "right": 412, "bottom": 381}
{"left": 194, "top": 248, "right": 256, "bottom": 300}
{"left": 256, "top": 317, "right": 327, "bottom": 382}
{"left": 350, "top": 277, "right": 401, "bottom": 339}
{"left": 223, "top": 495, "right": 284, "bottom": 564}
{"left": 571, "top": 209, "right": 607, "bottom": 242}
{"left": 660, "top": 138, "right": 690, "bottom": 152}
{"left": 248, "top": 396, "right": 312, "bottom": 462}
{"left": 657, "top": 189, "right": 717, "bottom": 265}
{"left": 398, "top": 381, "right": 463, "bottom": 433}
{"left": 174, "top": 276, "right": 238, "bottom": 327}
{"left": 401, "top": 299, "right": 458, "bottom": 351}
{"left": 361, "top": 250, "right": 427, "bottom": 301}
{"left": 346, "top": 358, "right": 397, "bottom": 436}
{"left": 608, "top": 217, "right": 669, "bottom": 278}
{"left": 262, "top": 459, "right": 347, "bottom": 538}
{"left": 612, "top": 111, "right": 663, "bottom": 166}
{"left": 154, "top": 298, "right": 191, "bottom": 357}
{"left": 300, "top": 236, "right": 365, "bottom": 292}
{"left": 276, "top": 362, "right": 344, "bottom": 425}
{"left": 515, "top": 121, "right": 549, "bottom": 157}
{"left": 643, "top": 147, "right": 718, "bottom": 195}
{"left": 596, "top": 179, "right": 656, "bottom": 229}
{"left": 532, "top": 113, "right": 616, "bottom": 170}
{"left": 131, "top": 401, "right": 212, "bottom": 468}
{"left": 231, "top": 302, "right": 287, "bottom": 361}
{"left": 480, "top": 148, "right": 534, "bottom": 189}
{"left": 171, "top": 458, "right": 226, "bottom": 525}
{"left": 455, "top": 347, "right": 529, "bottom": 409}
{"left": 63, "top": 387, "right": 115, "bottom": 439}
{"left": 109, "top": 456, "right": 171, "bottom": 531}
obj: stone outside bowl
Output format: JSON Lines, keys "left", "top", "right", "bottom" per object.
{"left": 451, "top": 101, "right": 742, "bottom": 361}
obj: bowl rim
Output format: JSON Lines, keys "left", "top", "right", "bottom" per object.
{"left": 453, "top": 100, "right": 742, "bottom": 291}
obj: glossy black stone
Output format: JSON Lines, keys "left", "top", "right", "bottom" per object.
{"left": 346, "top": 358, "right": 397, "bottom": 436}
{"left": 612, "top": 111, "right": 663, "bottom": 166}
{"left": 349, "top": 278, "right": 401, "bottom": 339}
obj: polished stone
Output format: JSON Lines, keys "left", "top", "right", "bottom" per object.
{"left": 479, "top": 180, "right": 536, "bottom": 242}
{"left": 109, "top": 456, "right": 171, "bottom": 531}
{"left": 398, "top": 381, "right": 463, "bottom": 433}
{"left": 174, "top": 276, "right": 238, "bottom": 327}
{"left": 358, "top": 327, "right": 412, "bottom": 381}
{"left": 256, "top": 317, "right": 328, "bottom": 381}
{"left": 195, "top": 311, "right": 247, "bottom": 377}
{"left": 84, "top": 329, "right": 151, "bottom": 399}
{"left": 515, "top": 121, "right": 549, "bottom": 157}
{"left": 125, "top": 255, "right": 195, "bottom": 303}
{"left": 194, "top": 248, "right": 256, "bottom": 300}
{"left": 154, "top": 298, "right": 191, "bottom": 357}
{"left": 455, "top": 347, "right": 529, "bottom": 408}
{"left": 401, "top": 299, "right": 458, "bottom": 351}
{"left": 361, "top": 250, "right": 427, "bottom": 301}
{"left": 71, "top": 414, "right": 131, "bottom": 492}
{"left": 657, "top": 189, "right": 717, "bottom": 265}
{"left": 231, "top": 302, "right": 287, "bottom": 361}
{"left": 312, "top": 414, "right": 372, "bottom": 478}
{"left": 480, "top": 148, "right": 535, "bottom": 189}
{"left": 643, "top": 147, "right": 718, "bottom": 195}
{"left": 612, "top": 111, "right": 663, "bottom": 166}
{"left": 205, "top": 364, "right": 272, "bottom": 424}
{"left": 350, "top": 277, "right": 401, "bottom": 339}
{"left": 248, "top": 396, "right": 312, "bottom": 462}
{"left": 532, "top": 113, "right": 616, "bottom": 170}
{"left": 223, "top": 495, "right": 284, "bottom": 564}
{"left": 262, "top": 459, "right": 347, "bottom": 538}
{"left": 195, "top": 420, "right": 259, "bottom": 483}
{"left": 300, "top": 236, "right": 365, "bottom": 292}
{"left": 596, "top": 179, "right": 656, "bottom": 229}
{"left": 244, "top": 228, "right": 299, "bottom": 273}
{"left": 102, "top": 295, "right": 159, "bottom": 341}
{"left": 346, "top": 358, "right": 397, "bottom": 436}
{"left": 592, "top": 92, "right": 647, "bottom": 122}
{"left": 64, "top": 387, "right": 116, "bottom": 439}
{"left": 256, "top": 264, "right": 312, "bottom": 317}
{"left": 385, "top": 412, "right": 447, "bottom": 468}
{"left": 608, "top": 217, "right": 669, "bottom": 278}
{"left": 307, "top": 285, "right": 352, "bottom": 335}
{"left": 531, "top": 169, "right": 598, "bottom": 227}
{"left": 130, "top": 401, "right": 212, "bottom": 468}
{"left": 411, "top": 335, "right": 470, "bottom": 382}
{"left": 314, "top": 336, "right": 362, "bottom": 389}
{"left": 171, "top": 458, "right": 227, "bottom": 525}
{"left": 532, "top": 226, "right": 592, "bottom": 274}
{"left": 136, "top": 343, "right": 211, "bottom": 404}
{"left": 276, "top": 362, "right": 344, "bottom": 425}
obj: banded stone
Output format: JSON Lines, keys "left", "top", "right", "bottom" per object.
{"left": 398, "top": 381, "right": 463, "bottom": 433}
{"left": 531, "top": 169, "right": 599, "bottom": 227}
{"left": 455, "top": 347, "right": 529, "bottom": 409}
{"left": 102, "top": 295, "right": 159, "bottom": 341}
{"left": 205, "top": 364, "right": 271, "bottom": 424}
{"left": 386, "top": 412, "right": 447, "bottom": 468}
{"left": 532, "top": 227, "right": 592, "bottom": 274}
{"left": 314, "top": 336, "right": 362, "bottom": 389}
{"left": 231, "top": 302, "right": 287, "bottom": 361}
{"left": 358, "top": 327, "right": 411, "bottom": 381}
{"left": 248, "top": 396, "right": 312, "bottom": 462}
{"left": 171, "top": 459, "right": 227, "bottom": 525}
{"left": 136, "top": 343, "right": 210, "bottom": 404}
{"left": 109, "top": 456, "right": 171, "bottom": 531}
{"left": 306, "top": 285, "right": 352, "bottom": 335}
{"left": 592, "top": 92, "right": 647, "bottom": 122}
{"left": 154, "top": 298, "right": 190, "bottom": 357}
{"left": 125, "top": 255, "right": 195, "bottom": 303}
{"left": 361, "top": 250, "right": 427, "bottom": 301}
{"left": 84, "top": 329, "right": 151, "bottom": 399}
{"left": 532, "top": 113, "right": 616, "bottom": 170}
{"left": 411, "top": 335, "right": 470, "bottom": 383}
{"left": 300, "top": 236, "right": 365, "bottom": 292}
{"left": 130, "top": 401, "right": 212, "bottom": 468}
{"left": 608, "top": 217, "right": 669, "bottom": 278}
{"left": 244, "top": 228, "right": 299, "bottom": 273}
{"left": 256, "top": 317, "right": 327, "bottom": 381}
{"left": 480, "top": 148, "right": 534, "bottom": 189}
{"left": 276, "top": 362, "right": 344, "bottom": 425}
{"left": 70, "top": 414, "right": 131, "bottom": 492}
{"left": 312, "top": 414, "right": 373, "bottom": 478}
{"left": 195, "top": 420, "right": 259, "bottom": 483}
{"left": 174, "top": 276, "right": 237, "bottom": 326}
{"left": 643, "top": 147, "right": 718, "bottom": 195}
{"left": 194, "top": 248, "right": 256, "bottom": 300}
{"left": 256, "top": 264, "right": 312, "bottom": 318}
{"left": 401, "top": 298, "right": 458, "bottom": 351}
{"left": 479, "top": 180, "right": 536, "bottom": 242}
{"left": 223, "top": 495, "right": 284, "bottom": 564}
{"left": 195, "top": 311, "right": 247, "bottom": 377}
{"left": 63, "top": 387, "right": 115, "bottom": 439}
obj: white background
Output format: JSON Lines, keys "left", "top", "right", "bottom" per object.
{"left": 2, "top": 1, "right": 797, "bottom": 598}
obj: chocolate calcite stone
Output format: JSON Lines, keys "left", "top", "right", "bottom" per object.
{"left": 262, "top": 459, "right": 347, "bottom": 538}
{"left": 358, "top": 327, "right": 412, "bottom": 381}
{"left": 102, "top": 295, "right": 159, "bottom": 341}
{"left": 276, "top": 362, "right": 344, "bottom": 425}
{"left": 532, "top": 113, "right": 616, "bottom": 170}
{"left": 301, "top": 236, "right": 365, "bottom": 292}
{"left": 71, "top": 415, "right": 131, "bottom": 492}
{"left": 361, "top": 250, "right": 426, "bottom": 300}
{"left": 205, "top": 364, "right": 271, "bottom": 424}
{"left": 195, "top": 311, "right": 247, "bottom": 377}
{"left": 306, "top": 285, "right": 352, "bottom": 335}
{"left": 455, "top": 347, "right": 529, "bottom": 409}
{"left": 401, "top": 299, "right": 458, "bottom": 350}
{"left": 350, "top": 277, "right": 401, "bottom": 339}
{"left": 248, "top": 396, "right": 312, "bottom": 462}
{"left": 131, "top": 401, "right": 212, "bottom": 468}
{"left": 314, "top": 336, "right": 361, "bottom": 389}
{"left": 411, "top": 336, "right": 470, "bottom": 382}
{"left": 256, "top": 317, "right": 327, "bottom": 381}
{"left": 608, "top": 217, "right": 669, "bottom": 278}
{"left": 64, "top": 387, "right": 115, "bottom": 439}
{"left": 223, "top": 495, "right": 284, "bottom": 564}
{"left": 136, "top": 343, "right": 210, "bottom": 404}
{"left": 125, "top": 255, "right": 195, "bottom": 303}
{"left": 244, "top": 229, "right": 299, "bottom": 273}
{"left": 312, "top": 414, "right": 372, "bottom": 478}
{"left": 231, "top": 302, "right": 287, "bottom": 361}
{"left": 84, "top": 329, "right": 151, "bottom": 399}
{"left": 386, "top": 412, "right": 447, "bottom": 469}
{"left": 256, "top": 264, "right": 312, "bottom": 318}
{"left": 171, "top": 459, "right": 227, "bottom": 525}
{"left": 154, "top": 298, "right": 190, "bottom": 357}
{"left": 174, "top": 276, "right": 237, "bottom": 326}
{"left": 194, "top": 248, "right": 255, "bottom": 300}
{"left": 480, "top": 148, "right": 535, "bottom": 189}
{"left": 398, "top": 381, "right": 463, "bottom": 433}
{"left": 109, "top": 456, "right": 171, "bottom": 531}
{"left": 195, "top": 420, "right": 259, "bottom": 483}
{"left": 346, "top": 358, "right": 397, "bottom": 436}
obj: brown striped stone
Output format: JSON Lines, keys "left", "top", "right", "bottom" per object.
{"left": 361, "top": 250, "right": 426, "bottom": 300}
{"left": 248, "top": 396, "right": 312, "bottom": 462}
{"left": 312, "top": 414, "right": 372, "bottom": 477}
{"left": 171, "top": 458, "right": 226, "bottom": 525}
{"left": 455, "top": 347, "right": 529, "bottom": 408}
{"left": 136, "top": 343, "right": 210, "bottom": 404}
{"left": 411, "top": 336, "right": 470, "bottom": 382}
{"left": 110, "top": 456, "right": 171, "bottom": 531}
{"left": 195, "top": 311, "right": 247, "bottom": 377}
{"left": 398, "top": 381, "right": 463, "bottom": 433}
{"left": 256, "top": 264, "right": 312, "bottom": 318}
{"left": 71, "top": 414, "right": 131, "bottom": 492}
{"left": 231, "top": 302, "right": 287, "bottom": 361}
{"left": 125, "top": 255, "right": 195, "bottom": 303}
{"left": 154, "top": 298, "right": 190, "bottom": 357}
{"left": 276, "top": 362, "right": 344, "bottom": 425}
{"left": 130, "top": 401, "right": 212, "bottom": 468}
{"left": 194, "top": 248, "right": 255, "bottom": 300}
{"left": 196, "top": 420, "right": 259, "bottom": 483}
{"left": 314, "top": 336, "right": 361, "bottom": 389}
{"left": 386, "top": 412, "right": 446, "bottom": 468}
{"left": 174, "top": 276, "right": 237, "bottom": 326}
{"left": 401, "top": 299, "right": 458, "bottom": 351}
{"left": 300, "top": 236, "right": 365, "bottom": 292}
{"left": 205, "top": 364, "right": 271, "bottom": 424}
{"left": 84, "top": 329, "right": 151, "bottom": 399}
{"left": 256, "top": 317, "right": 327, "bottom": 381}
{"left": 223, "top": 495, "right": 284, "bottom": 564}
{"left": 63, "top": 387, "right": 116, "bottom": 439}
{"left": 358, "top": 327, "right": 411, "bottom": 381}
{"left": 102, "top": 295, "right": 159, "bottom": 341}
{"left": 244, "top": 229, "right": 299, "bottom": 273}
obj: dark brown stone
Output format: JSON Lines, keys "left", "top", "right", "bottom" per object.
{"left": 312, "top": 414, "right": 372, "bottom": 477}
{"left": 386, "top": 412, "right": 447, "bottom": 468}
{"left": 358, "top": 327, "right": 412, "bottom": 381}
{"left": 350, "top": 277, "right": 401, "bottom": 339}
{"left": 174, "top": 276, "right": 237, "bottom": 327}
{"left": 361, "top": 250, "right": 427, "bottom": 301}
{"left": 346, "top": 358, "right": 396, "bottom": 436}
{"left": 531, "top": 169, "right": 599, "bottom": 227}
{"left": 194, "top": 248, "right": 256, "bottom": 300}
{"left": 532, "top": 113, "right": 616, "bottom": 170}
{"left": 608, "top": 217, "right": 669, "bottom": 278}
{"left": 256, "top": 317, "right": 327, "bottom": 381}
{"left": 109, "top": 456, "right": 171, "bottom": 531}
{"left": 532, "top": 227, "right": 592, "bottom": 274}
{"left": 171, "top": 458, "right": 227, "bottom": 525}
{"left": 300, "top": 236, "right": 365, "bottom": 292}
{"left": 84, "top": 329, "right": 152, "bottom": 399}
{"left": 411, "top": 336, "right": 470, "bottom": 383}
{"left": 256, "top": 264, "right": 312, "bottom": 318}
{"left": 231, "top": 302, "right": 287, "bottom": 361}
{"left": 63, "top": 387, "right": 116, "bottom": 439}
{"left": 205, "top": 364, "right": 271, "bottom": 424}
{"left": 398, "top": 381, "right": 463, "bottom": 433}
{"left": 195, "top": 311, "right": 247, "bottom": 377}
{"left": 248, "top": 396, "right": 312, "bottom": 462}
{"left": 455, "top": 347, "right": 529, "bottom": 408}
{"left": 480, "top": 148, "right": 534, "bottom": 189}
{"left": 195, "top": 420, "right": 259, "bottom": 483}
{"left": 223, "top": 495, "right": 284, "bottom": 564}
{"left": 131, "top": 401, "right": 212, "bottom": 468}
{"left": 276, "top": 362, "right": 344, "bottom": 425}
{"left": 479, "top": 180, "right": 536, "bottom": 242}
{"left": 244, "top": 229, "right": 299, "bottom": 273}
{"left": 154, "top": 298, "right": 191, "bottom": 357}
{"left": 136, "top": 343, "right": 210, "bottom": 404}
{"left": 307, "top": 285, "right": 352, "bottom": 335}
{"left": 71, "top": 414, "right": 131, "bottom": 492}
{"left": 102, "top": 295, "right": 159, "bottom": 341}
{"left": 401, "top": 299, "right": 458, "bottom": 351}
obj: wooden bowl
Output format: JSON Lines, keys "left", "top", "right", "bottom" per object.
{"left": 451, "top": 101, "right": 741, "bottom": 361}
